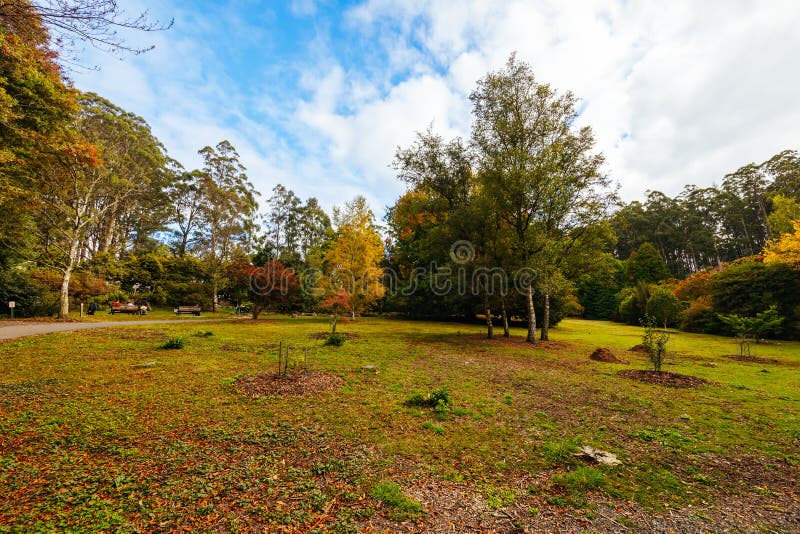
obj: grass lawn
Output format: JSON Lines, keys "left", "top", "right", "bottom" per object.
{"left": 0, "top": 316, "right": 797, "bottom": 532}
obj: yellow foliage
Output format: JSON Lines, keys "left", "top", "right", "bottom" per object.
{"left": 763, "top": 220, "right": 800, "bottom": 267}
{"left": 324, "top": 197, "right": 385, "bottom": 316}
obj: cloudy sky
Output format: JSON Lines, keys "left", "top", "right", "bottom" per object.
{"left": 70, "top": 0, "right": 800, "bottom": 219}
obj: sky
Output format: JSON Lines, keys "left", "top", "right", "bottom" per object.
{"left": 70, "top": 0, "right": 800, "bottom": 220}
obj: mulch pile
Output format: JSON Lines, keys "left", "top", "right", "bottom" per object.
{"left": 723, "top": 354, "right": 779, "bottom": 364}
{"left": 234, "top": 370, "right": 343, "bottom": 397}
{"left": 628, "top": 344, "right": 646, "bottom": 352}
{"left": 308, "top": 332, "right": 359, "bottom": 340}
{"left": 617, "top": 369, "right": 712, "bottom": 388}
{"left": 589, "top": 347, "right": 627, "bottom": 363}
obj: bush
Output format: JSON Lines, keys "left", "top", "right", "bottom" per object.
{"left": 161, "top": 338, "right": 185, "bottom": 350}
{"left": 370, "top": 481, "right": 423, "bottom": 521}
{"left": 710, "top": 259, "right": 800, "bottom": 338}
{"left": 323, "top": 333, "right": 346, "bottom": 346}
{"left": 680, "top": 296, "right": 719, "bottom": 333}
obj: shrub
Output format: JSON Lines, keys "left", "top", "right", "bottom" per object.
{"left": 161, "top": 338, "right": 185, "bottom": 350}
{"left": 370, "top": 481, "right": 423, "bottom": 521}
{"left": 323, "top": 333, "right": 346, "bottom": 346}
{"left": 680, "top": 296, "right": 719, "bottom": 333}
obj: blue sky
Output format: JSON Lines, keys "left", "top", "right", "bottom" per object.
{"left": 71, "top": 1, "right": 800, "bottom": 220}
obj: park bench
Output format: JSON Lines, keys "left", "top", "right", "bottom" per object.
{"left": 110, "top": 303, "right": 147, "bottom": 315}
{"left": 174, "top": 305, "right": 201, "bottom": 316}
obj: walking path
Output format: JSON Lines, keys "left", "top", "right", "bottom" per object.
{"left": 0, "top": 318, "right": 239, "bottom": 341}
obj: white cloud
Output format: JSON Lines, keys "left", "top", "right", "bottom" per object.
{"left": 70, "top": 0, "right": 800, "bottom": 222}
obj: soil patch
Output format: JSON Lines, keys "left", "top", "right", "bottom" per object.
{"left": 628, "top": 344, "right": 645, "bottom": 352}
{"left": 723, "top": 354, "right": 779, "bottom": 364}
{"left": 308, "top": 332, "right": 359, "bottom": 340}
{"left": 618, "top": 369, "right": 712, "bottom": 388}
{"left": 234, "top": 370, "right": 343, "bottom": 397}
{"left": 589, "top": 347, "right": 627, "bottom": 363}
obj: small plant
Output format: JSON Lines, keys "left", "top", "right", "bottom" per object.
{"left": 324, "top": 333, "right": 346, "bottom": 346}
{"left": 404, "top": 386, "right": 451, "bottom": 409}
{"left": 193, "top": 330, "right": 214, "bottom": 337}
{"left": 422, "top": 421, "right": 445, "bottom": 434}
{"left": 552, "top": 466, "right": 608, "bottom": 506}
{"left": 483, "top": 485, "right": 516, "bottom": 509}
{"left": 161, "top": 337, "right": 184, "bottom": 349}
{"left": 541, "top": 437, "right": 579, "bottom": 467}
{"left": 641, "top": 315, "right": 669, "bottom": 372}
{"left": 370, "top": 481, "right": 423, "bottom": 521}
{"left": 433, "top": 398, "right": 450, "bottom": 420}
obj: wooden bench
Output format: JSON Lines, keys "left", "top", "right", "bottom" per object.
{"left": 110, "top": 303, "right": 147, "bottom": 315}
{"left": 174, "top": 305, "right": 201, "bottom": 316}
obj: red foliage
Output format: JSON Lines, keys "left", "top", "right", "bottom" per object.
{"left": 228, "top": 258, "right": 300, "bottom": 317}
{"left": 320, "top": 290, "right": 350, "bottom": 314}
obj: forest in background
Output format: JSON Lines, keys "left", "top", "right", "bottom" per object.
{"left": 2, "top": 2, "right": 800, "bottom": 340}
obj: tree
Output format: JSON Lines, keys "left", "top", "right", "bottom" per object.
{"left": 227, "top": 258, "right": 300, "bottom": 319}
{"left": 264, "top": 184, "right": 301, "bottom": 261}
{"left": 323, "top": 196, "right": 385, "bottom": 319}
{"left": 1, "top": 3, "right": 78, "bottom": 269}
{"left": 75, "top": 92, "right": 170, "bottom": 256}
{"left": 625, "top": 242, "right": 670, "bottom": 284}
{"left": 641, "top": 315, "right": 669, "bottom": 372}
{"left": 470, "top": 53, "right": 609, "bottom": 343}
{"left": 717, "top": 306, "right": 784, "bottom": 344}
{"left": 34, "top": 135, "right": 105, "bottom": 317}
{"left": 168, "top": 168, "right": 205, "bottom": 256}
{"left": 766, "top": 195, "right": 800, "bottom": 237}
{"left": 320, "top": 290, "right": 349, "bottom": 333}
{"left": 763, "top": 219, "right": 800, "bottom": 267}
{"left": 197, "top": 141, "right": 259, "bottom": 311}
{"left": 646, "top": 286, "right": 682, "bottom": 330}
{"left": 0, "top": 1, "right": 173, "bottom": 59}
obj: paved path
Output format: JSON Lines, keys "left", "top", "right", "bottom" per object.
{"left": 0, "top": 318, "right": 239, "bottom": 341}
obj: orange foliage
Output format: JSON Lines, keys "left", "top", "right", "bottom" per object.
{"left": 673, "top": 269, "right": 716, "bottom": 300}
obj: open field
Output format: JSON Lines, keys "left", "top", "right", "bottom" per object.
{"left": 0, "top": 317, "right": 798, "bottom": 532}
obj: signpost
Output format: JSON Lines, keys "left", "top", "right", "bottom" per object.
{"left": 8, "top": 301, "right": 15, "bottom": 319}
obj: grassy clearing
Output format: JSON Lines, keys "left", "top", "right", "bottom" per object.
{"left": 0, "top": 316, "right": 797, "bottom": 531}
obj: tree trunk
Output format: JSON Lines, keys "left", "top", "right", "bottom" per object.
{"left": 351, "top": 308, "right": 355, "bottom": 320}
{"left": 540, "top": 291, "right": 550, "bottom": 341}
{"left": 501, "top": 298, "right": 510, "bottom": 337}
{"left": 525, "top": 284, "right": 537, "bottom": 344}
{"left": 97, "top": 204, "right": 117, "bottom": 254}
{"left": 484, "top": 292, "right": 493, "bottom": 339}
{"left": 212, "top": 278, "right": 218, "bottom": 312}
{"left": 58, "top": 239, "right": 80, "bottom": 319}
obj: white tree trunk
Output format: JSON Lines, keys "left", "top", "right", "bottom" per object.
{"left": 526, "top": 284, "right": 537, "bottom": 344}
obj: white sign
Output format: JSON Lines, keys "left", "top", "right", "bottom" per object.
{"left": 8, "top": 301, "right": 15, "bottom": 308}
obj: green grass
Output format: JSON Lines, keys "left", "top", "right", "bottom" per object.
{"left": 370, "top": 481, "right": 423, "bottom": 521}
{"left": 0, "top": 316, "right": 797, "bottom": 530}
